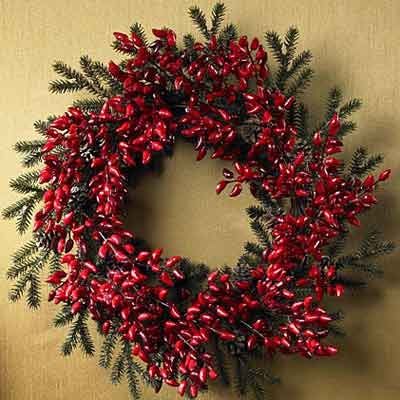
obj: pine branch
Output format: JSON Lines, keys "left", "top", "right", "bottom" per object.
{"left": 124, "top": 342, "right": 142, "bottom": 400}
{"left": 189, "top": 5, "right": 210, "bottom": 39}
{"left": 246, "top": 205, "right": 266, "bottom": 220}
{"left": 213, "top": 337, "right": 230, "bottom": 385}
{"left": 130, "top": 22, "right": 148, "bottom": 44}
{"left": 210, "top": 2, "right": 226, "bottom": 36}
{"left": 218, "top": 23, "right": 238, "bottom": 44}
{"left": 49, "top": 79, "right": 86, "bottom": 94}
{"left": 233, "top": 356, "right": 248, "bottom": 396}
{"left": 250, "top": 219, "right": 272, "bottom": 247}
{"left": 285, "top": 50, "right": 313, "bottom": 84}
{"left": 339, "top": 98, "right": 362, "bottom": 119}
{"left": 348, "top": 147, "right": 384, "bottom": 178}
{"left": 286, "top": 67, "right": 314, "bottom": 97}
{"left": 325, "top": 86, "right": 343, "bottom": 120}
{"left": 99, "top": 329, "right": 118, "bottom": 369}
{"left": 244, "top": 241, "right": 264, "bottom": 257}
{"left": 48, "top": 253, "right": 63, "bottom": 273}
{"left": 9, "top": 171, "right": 41, "bottom": 194}
{"left": 54, "top": 305, "right": 74, "bottom": 327}
{"left": 183, "top": 33, "right": 196, "bottom": 50}
{"left": 2, "top": 192, "right": 42, "bottom": 234}
{"left": 265, "top": 31, "right": 284, "bottom": 65}
{"left": 79, "top": 55, "right": 111, "bottom": 97}
{"left": 72, "top": 98, "right": 104, "bottom": 112}
{"left": 14, "top": 139, "right": 45, "bottom": 154}
{"left": 111, "top": 342, "right": 127, "bottom": 384}
{"left": 292, "top": 102, "right": 309, "bottom": 138}
{"left": 8, "top": 249, "right": 50, "bottom": 308}
{"left": 338, "top": 120, "right": 357, "bottom": 138}
{"left": 10, "top": 240, "right": 39, "bottom": 268}
{"left": 284, "top": 26, "right": 300, "bottom": 64}
{"left": 61, "top": 312, "right": 94, "bottom": 356}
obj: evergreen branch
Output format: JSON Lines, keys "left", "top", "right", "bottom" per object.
{"left": 9, "top": 171, "right": 41, "bottom": 194}
{"left": 130, "top": 22, "right": 148, "bottom": 44}
{"left": 49, "top": 79, "right": 86, "bottom": 94}
{"left": 2, "top": 192, "right": 42, "bottom": 234}
{"left": 72, "top": 98, "right": 104, "bottom": 113}
{"left": 339, "top": 98, "right": 362, "bottom": 119}
{"left": 285, "top": 50, "right": 313, "bottom": 84}
{"left": 9, "top": 240, "right": 39, "bottom": 272}
{"left": 61, "top": 312, "right": 94, "bottom": 356}
{"left": 14, "top": 139, "right": 45, "bottom": 154}
{"left": 124, "top": 342, "right": 141, "bottom": 400}
{"left": 250, "top": 219, "right": 272, "bottom": 247}
{"left": 325, "top": 86, "right": 343, "bottom": 120}
{"left": 244, "top": 241, "right": 264, "bottom": 257}
{"left": 233, "top": 356, "right": 248, "bottom": 396}
{"left": 183, "top": 33, "right": 196, "bottom": 50}
{"left": 22, "top": 150, "right": 43, "bottom": 167}
{"left": 210, "top": 3, "right": 226, "bottom": 36}
{"left": 292, "top": 102, "right": 309, "bottom": 138}
{"left": 265, "top": 31, "right": 284, "bottom": 65}
{"left": 284, "top": 26, "right": 300, "bottom": 63}
{"left": 189, "top": 5, "right": 210, "bottom": 39}
{"left": 8, "top": 249, "right": 50, "bottom": 307}
{"left": 338, "top": 120, "right": 357, "bottom": 138}
{"left": 34, "top": 119, "right": 51, "bottom": 136}
{"left": 49, "top": 253, "right": 63, "bottom": 273}
{"left": 78, "top": 315, "right": 95, "bottom": 356}
{"left": 111, "top": 342, "right": 127, "bottom": 384}
{"left": 246, "top": 205, "right": 266, "bottom": 220}
{"left": 54, "top": 305, "right": 74, "bottom": 327}
{"left": 286, "top": 67, "right": 314, "bottom": 97}
{"left": 79, "top": 55, "right": 111, "bottom": 97}
{"left": 218, "top": 23, "right": 238, "bottom": 44}
{"left": 214, "top": 337, "right": 230, "bottom": 385}
{"left": 348, "top": 147, "right": 384, "bottom": 178}
{"left": 26, "top": 272, "right": 41, "bottom": 309}
{"left": 99, "top": 329, "right": 118, "bottom": 369}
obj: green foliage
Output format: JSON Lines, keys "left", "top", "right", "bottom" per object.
{"left": 2, "top": 191, "right": 43, "bottom": 234}
{"left": 265, "top": 27, "right": 313, "bottom": 95}
{"left": 61, "top": 311, "right": 95, "bottom": 357}
{"left": 213, "top": 337, "right": 230, "bottom": 385}
{"left": 248, "top": 368, "right": 280, "bottom": 400}
{"left": 9, "top": 171, "right": 41, "bottom": 194}
{"left": 189, "top": 5, "right": 209, "bottom": 39}
{"left": 99, "top": 328, "right": 118, "bottom": 369}
{"left": 130, "top": 22, "right": 148, "bottom": 44}
{"left": 50, "top": 59, "right": 112, "bottom": 97}
{"left": 336, "top": 230, "right": 394, "bottom": 277}
{"left": 14, "top": 139, "right": 45, "bottom": 154}
{"left": 7, "top": 249, "right": 51, "bottom": 308}
{"left": 348, "top": 147, "right": 384, "bottom": 178}
{"left": 79, "top": 55, "right": 112, "bottom": 97}
{"left": 233, "top": 356, "right": 248, "bottom": 395}
{"left": 210, "top": 2, "right": 226, "bottom": 36}
{"left": 339, "top": 98, "right": 362, "bottom": 119}
{"left": 218, "top": 23, "right": 238, "bottom": 44}
{"left": 325, "top": 86, "right": 343, "bottom": 120}
{"left": 54, "top": 305, "right": 75, "bottom": 327}
{"left": 73, "top": 97, "right": 104, "bottom": 112}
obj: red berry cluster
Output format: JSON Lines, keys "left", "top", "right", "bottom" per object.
{"left": 35, "top": 27, "right": 390, "bottom": 397}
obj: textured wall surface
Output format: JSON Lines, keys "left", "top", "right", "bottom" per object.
{"left": 1, "top": 0, "right": 399, "bottom": 399}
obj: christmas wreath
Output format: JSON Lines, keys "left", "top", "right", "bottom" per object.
{"left": 3, "top": 3, "right": 394, "bottom": 399}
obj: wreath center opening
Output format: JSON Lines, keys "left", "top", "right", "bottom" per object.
{"left": 125, "top": 139, "right": 254, "bottom": 267}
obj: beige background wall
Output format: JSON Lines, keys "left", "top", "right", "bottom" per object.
{"left": 1, "top": 0, "right": 399, "bottom": 399}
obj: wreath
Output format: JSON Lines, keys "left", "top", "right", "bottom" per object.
{"left": 3, "top": 3, "right": 394, "bottom": 399}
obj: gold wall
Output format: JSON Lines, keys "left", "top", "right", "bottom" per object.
{"left": 1, "top": 0, "right": 399, "bottom": 399}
